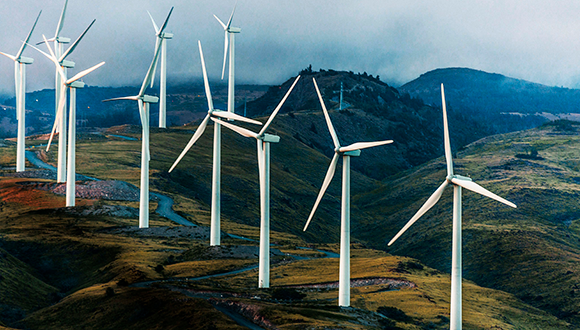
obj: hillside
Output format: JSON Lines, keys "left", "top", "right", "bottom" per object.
{"left": 0, "top": 130, "right": 572, "bottom": 329}
{"left": 355, "top": 120, "right": 580, "bottom": 326}
{"left": 400, "top": 67, "right": 580, "bottom": 133}
{"left": 240, "top": 69, "right": 491, "bottom": 180}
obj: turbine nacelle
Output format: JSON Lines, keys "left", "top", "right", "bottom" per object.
{"left": 68, "top": 81, "right": 85, "bottom": 89}
{"left": 447, "top": 174, "right": 472, "bottom": 183}
{"left": 60, "top": 59, "right": 75, "bottom": 68}
{"left": 339, "top": 149, "right": 361, "bottom": 157}
{"left": 160, "top": 32, "right": 174, "bottom": 39}
{"left": 228, "top": 27, "right": 241, "bottom": 33}
{"left": 260, "top": 133, "right": 280, "bottom": 144}
{"left": 55, "top": 36, "right": 71, "bottom": 43}
{"left": 143, "top": 95, "right": 159, "bottom": 103}
{"left": 17, "top": 56, "right": 34, "bottom": 65}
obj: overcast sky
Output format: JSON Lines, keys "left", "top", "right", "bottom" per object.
{"left": 2, "top": 0, "right": 580, "bottom": 96}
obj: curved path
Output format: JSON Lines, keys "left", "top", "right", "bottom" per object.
{"left": 23, "top": 145, "right": 339, "bottom": 330}
{"left": 25, "top": 149, "right": 195, "bottom": 227}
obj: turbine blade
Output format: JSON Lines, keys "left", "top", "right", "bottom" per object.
{"left": 226, "top": 2, "right": 237, "bottom": 29}
{"left": 102, "top": 96, "right": 139, "bottom": 102}
{"left": 388, "top": 180, "right": 449, "bottom": 246}
{"left": 147, "top": 10, "right": 160, "bottom": 34}
{"left": 28, "top": 37, "right": 67, "bottom": 81}
{"left": 451, "top": 178, "right": 517, "bottom": 208}
{"left": 47, "top": 88, "right": 67, "bottom": 151}
{"left": 168, "top": 114, "right": 211, "bottom": 173}
{"left": 221, "top": 31, "right": 229, "bottom": 80}
{"left": 158, "top": 7, "right": 174, "bottom": 34}
{"left": 16, "top": 10, "right": 42, "bottom": 60}
{"left": 259, "top": 75, "right": 301, "bottom": 136}
{"left": 54, "top": 0, "right": 69, "bottom": 39}
{"left": 59, "top": 19, "right": 96, "bottom": 62}
{"left": 139, "top": 36, "right": 163, "bottom": 97}
{"left": 150, "top": 38, "right": 161, "bottom": 88}
{"left": 212, "top": 111, "right": 262, "bottom": 125}
{"left": 441, "top": 84, "right": 453, "bottom": 176}
{"left": 0, "top": 52, "right": 17, "bottom": 61}
{"left": 303, "top": 153, "right": 340, "bottom": 231}
{"left": 313, "top": 77, "right": 340, "bottom": 149}
{"left": 198, "top": 41, "right": 214, "bottom": 110}
{"left": 137, "top": 99, "right": 146, "bottom": 129}
{"left": 214, "top": 15, "right": 227, "bottom": 29}
{"left": 36, "top": 37, "right": 55, "bottom": 46}
{"left": 211, "top": 118, "right": 258, "bottom": 138}
{"left": 66, "top": 61, "right": 105, "bottom": 84}
{"left": 339, "top": 140, "right": 394, "bottom": 153}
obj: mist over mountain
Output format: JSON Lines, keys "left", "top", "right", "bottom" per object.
{"left": 400, "top": 67, "right": 580, "bottom": 133}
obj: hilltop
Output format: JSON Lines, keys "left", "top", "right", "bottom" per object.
{"left": 400, "top": 67, "right": 580, "bottom": 132}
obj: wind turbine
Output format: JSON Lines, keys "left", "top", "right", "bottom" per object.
{"left": 303, "top": 77, "right": 393, "bottom": 307}
{"left": 212, "top": 75, "right": 301, "bottom": 288}
{"left": 30, "top": 36, "right": 104, "bottom": 207}
{"left": 0, "top": 10, "right": 42, "bottom": 172}
{"left": 169, "top": 41, "right": 262, "bottom": 246}
{"left": 215, "top": 3, "right": 241, "bottom": 114}
{"left": 102, "top": 31, "right": 166, "bottom": 228}
{"left": 147, "top": 7, "right": 174, "bottom": 128}
{"left": 388, "top": 84, "right": 517, "bottom": 330}
{"left": 38, "top": 0, "right": 72, "bottom": 183}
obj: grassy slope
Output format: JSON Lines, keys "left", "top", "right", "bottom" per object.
{"left": 0, "top": 122, "right": 576, "bottom": 328}
{"left": 357, "top": 121, "right": 580, "bottom": 325}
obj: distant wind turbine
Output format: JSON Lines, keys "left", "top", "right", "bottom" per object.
{"left": 30, "top": 35, "right": 104, "bottom": 207}
{"left": 215, "top": 3, "right": 241, "bottom": 114}
{"left": 303, "top": 77, "right": 393, "bottom": 307}
{"left": 40, "top": 1, "right": 96, "bottom": 183}
{"left": 213, "top": 75, "right": 301, "bottom": 288}
{"left": 388, "top": 84, "right": 517, "bottom": 330}
{"left": 102, "top": 35, "right": 164, "bottom": 228}
{"left": 169, "top": 40, "right": 262, "bottom": 246}
{"left": 147, "top": 7, "right": 174, "bottom": 128}
{"left": 0, "top": 10, "right": 42, "bottom": 172}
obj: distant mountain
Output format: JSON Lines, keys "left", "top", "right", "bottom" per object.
{"left": 0, "top": 83, "right": 269, "bottom": 139}
{"left": 239, "top": 69, "right": 491, "bottom": 180}
{"left": 400, "top": 67, "right": 580, "bottom": 133}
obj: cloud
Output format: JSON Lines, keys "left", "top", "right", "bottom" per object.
{"left": 1, "top": 0, "right": 580, "bottom": 98}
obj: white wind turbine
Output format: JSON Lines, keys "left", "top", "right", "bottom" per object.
{"left": 30, "top": 35, "right": 105, "bottom": 207}
{"left": 102, "top": 34, "right": 165, "bottom": 228}
{"left": 212, "top": 75, "right": 301, "bottom": 288}
{"left": 388, "top": 84, "right": 517, "bottom": 330}
{"left": 0, "top": 10, "right": 42, "bottom": 172}
{"left": 147, "top": 7, "right": 174, "bottom": 128}
{"left": 215, "top": 3, "right": 241, "bottom": 114}
{"left": 169, "top": 41, "right": 263, "bottom": 246}
{"left": 303, "top": 77, "right": 393, "bottom": 307}
{"left": 40, "top": 7, "right": 96, "bottom": 183}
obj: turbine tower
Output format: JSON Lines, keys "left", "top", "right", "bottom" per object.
{"left": 39, "top": 0, "right": 71, "bottom": 183}
{"left": 213, "top": 75, "right": 301, "bottom": 288}
{"left": 215, "top": 3, "right": 240, "bottom": 114}
{"left": 147, "top": 7, "right": 174, "bottom": 128}
{"left": 31, "top": 36, "right": 104, "bottom": 207}
{"left": 102, "top": 25, "right": 167, "bottom": 228}
{"left": 388, "top": 84, "right": 517, "bottom": 330}
{"left": 303, "top": 77, "right": 393, "bottom": 307}
{"left": 169, "top": 41, "right": 263, "bottom": 246}
{"left": 0, "top": 10, "right": 42, "bottom": 172}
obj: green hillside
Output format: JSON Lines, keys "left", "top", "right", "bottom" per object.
{"left": 357, "top": 120, "right": 580, "bottom": 326}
